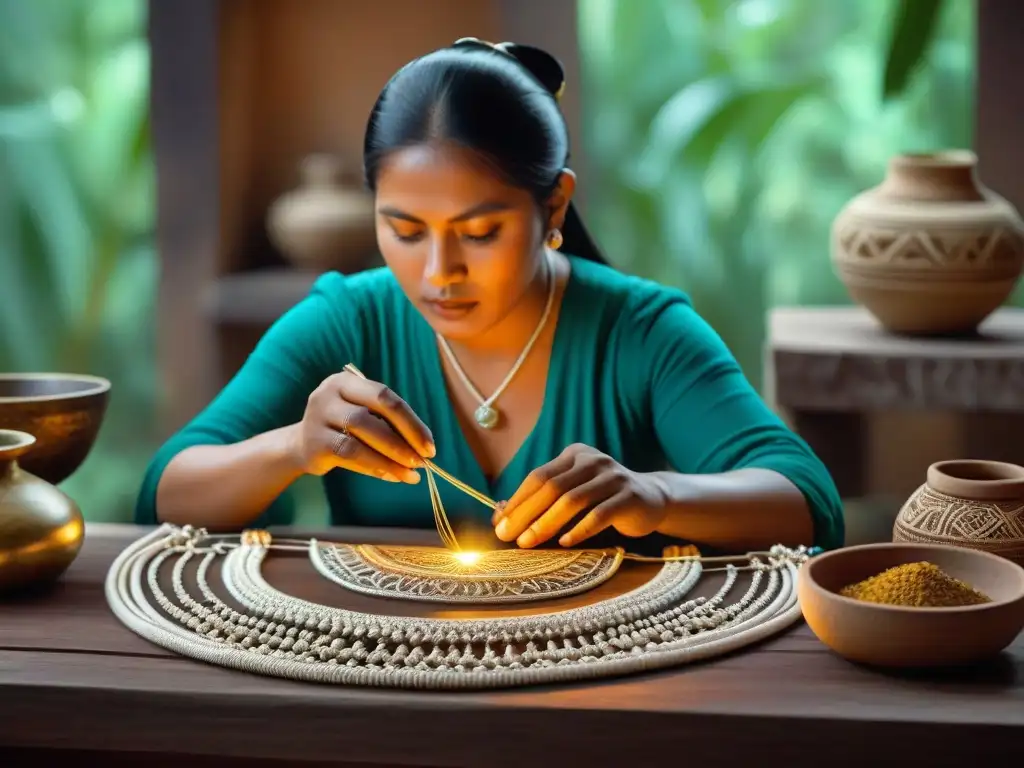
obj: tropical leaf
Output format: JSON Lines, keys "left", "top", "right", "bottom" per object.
{"left": 635, "top": 75, "right": 822, "bottom": 188}
{"left": 684, "top": 78, "right": 823, "bottom": 168}
{"left": 883, "top": 0, "right": 945, "bottom": 101}
{"left": 0, "top": 166, "right": 56, "bottom": 368}
{"left": 631, "top": 76, "right": 736, "bottom": 187}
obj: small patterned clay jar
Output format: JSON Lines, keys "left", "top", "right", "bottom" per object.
{"left": 893, "top": 460, "right": 1024, "bottom": 565}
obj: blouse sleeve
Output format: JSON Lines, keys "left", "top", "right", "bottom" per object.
{"left": 635, "top": 292, "right": 844, "bottom": 550}
{"left": 133, "top": 273, "right": 359, "bottom": 526}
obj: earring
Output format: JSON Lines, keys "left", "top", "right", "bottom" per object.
{"left": 546, "top": 228, "right": 563, "bottom": 250}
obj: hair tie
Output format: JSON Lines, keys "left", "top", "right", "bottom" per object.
{"left": 454, "top": 36, "right": 511, "bottom": 56}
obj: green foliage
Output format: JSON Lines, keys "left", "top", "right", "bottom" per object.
{"left": 0, "top": 0, "right": 156, "bottom": 521}
{"left": 883, "top": 0, "right": 946, "bottom": 101}
{"left": 579, "top": 0, "right": 975, "bottom": 388}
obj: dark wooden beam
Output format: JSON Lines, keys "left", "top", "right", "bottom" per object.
{"left": 149, "top": 0, "right": 220, "bottom": 434}
{"left": 976, "top": 0, "right": 1024, "bottom": 212}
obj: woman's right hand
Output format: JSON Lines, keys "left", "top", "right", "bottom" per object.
{"left": 291, "top": 370, "right": 435, "bottom": 483}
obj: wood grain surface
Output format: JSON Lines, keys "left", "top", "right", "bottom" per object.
{"left": 2, "top": 524, "right": 1023, "bottom": 767}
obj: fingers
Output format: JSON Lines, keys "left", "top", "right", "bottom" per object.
{"left": 322, "top": 397, "right": 422, "bottom": 471}
{"left": 318, "top": 428, "right": 420, "bottom": 484}
{"left": 514, "top": 474, "right": 622, "bottom": 548}
{"left": 495, "top": 461, "right": 595, "bottom": 543}
{"left": 493, "top": 449, "right": 577, "bottom": 527}
{"left": 335, "top": 372, "right": 435, "bottom": 458}
{"left": 321, "top": 401, "right": 421, "bottom": 484}
{"left": 559, "top": 492, "right": 629, "bottom": 547}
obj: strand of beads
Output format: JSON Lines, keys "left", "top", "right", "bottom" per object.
{"left": 106, "top": 525, "right": 808, "bottom": 690}
{"left": 225, "top": 540, "right": 706, "bottom": 651}
{"left": 209, "top": 533, "right": 775, "bottom": 668}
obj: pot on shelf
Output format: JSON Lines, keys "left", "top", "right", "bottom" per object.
{"left": 893, "top": 459, "right": 1024, "bottom": 566}
{"left": 267, "top": 153, "right": 378, "bottom": 274}
{"left": 0, "top": 429, "right": 85, "bottom": 594}
{"left": 831, "top": 150, "right": 1024, "bottom": 336}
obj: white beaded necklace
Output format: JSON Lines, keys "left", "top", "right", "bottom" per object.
{"left": 106, "top": 524, "right": 814, "bottom": 691}
{"left": 436, "top": 251, "right": 558, "bottom": 430}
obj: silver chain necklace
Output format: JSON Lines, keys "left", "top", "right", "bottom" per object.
{"left": 436, "top": 251, "right": 558, "bottom": 429}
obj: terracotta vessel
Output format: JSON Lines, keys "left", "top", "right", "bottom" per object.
{"left": 0, "top": 430, "right": 85, "bottom": 593}
{"left": 798, "top": 542, "right": 1024, "bottom": 668}
{"left": 893, "top": 460, "right": 1024, "bottom": 565}
{"left": 831, "top": 150, "right": 1024, "bottom": 335}
{"left": 0, "top": 373, "right": 110, "bottom": 484}
{"left": 267, "top": 153, "right": 378, "bottom": 273}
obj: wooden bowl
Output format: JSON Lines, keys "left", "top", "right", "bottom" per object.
{"left": 0, "top": 373, "right": 110, "bottom": 485}
{"left": 798, "top": 542, "right": 1024, "bottom": 668}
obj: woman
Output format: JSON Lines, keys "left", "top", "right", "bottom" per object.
{"left": 136, "top": 38, "right": 844, "bottom": 553}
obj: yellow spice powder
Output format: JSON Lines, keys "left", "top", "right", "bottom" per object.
{"left": 839, "top": 561, "right": 991, "bottom": 607}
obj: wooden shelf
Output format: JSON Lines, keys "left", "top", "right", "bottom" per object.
{"left": 204, "top": 269, "right": 320, "bottom": 326}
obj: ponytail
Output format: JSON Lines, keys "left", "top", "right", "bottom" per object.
{"left": 560, "top": 201, "right": 610, "bottom": 266}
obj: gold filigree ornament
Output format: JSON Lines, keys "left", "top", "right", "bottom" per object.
{"left": 310, "top": 542, "right": 624, "bottom": 603}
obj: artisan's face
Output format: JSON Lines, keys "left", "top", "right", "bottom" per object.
{"left": 374, "top": 142, "right": 549, "bottom": 340}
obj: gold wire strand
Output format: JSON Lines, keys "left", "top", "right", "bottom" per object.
{"left": 425, "top": 464, "right": 460, "bottom": 550}
{"left": 425, "top": 460, "right": 496, "bottom": 509}
{"left": 342, "top": 363, "right": 497, "bottom": 551}
{"left": 622, "top": 552, "right": 762, "bottom": 564}
{"left": 242, "top": 529, "right": 806, "bottom": 570}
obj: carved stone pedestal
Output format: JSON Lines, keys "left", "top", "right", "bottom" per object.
{"left": 766, "top": 306, "right": 1024, "bottom": 501}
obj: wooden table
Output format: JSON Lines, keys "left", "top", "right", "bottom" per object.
{"left": 2, "top": 524, "right": 1023, "bottom": 767}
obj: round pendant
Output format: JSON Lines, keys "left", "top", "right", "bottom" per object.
{"left": 474, "top": 404, "right": 500, "bottom": 429}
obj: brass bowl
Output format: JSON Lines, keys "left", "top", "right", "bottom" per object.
{"left": 798, "top": 542, "right": 1024, "bottom": 668}
{"left": 0, "top": 373, "right": 111, "bottom": 484}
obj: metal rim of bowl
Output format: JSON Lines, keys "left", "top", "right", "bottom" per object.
{"left": 0, "top": 429, "right": 37, "bottom": 451}
{"left": 800, "top": 541, "right": 1024, "bottom": 614}
{"left": 0, "top": 373, "right": 111, "bottom": 403}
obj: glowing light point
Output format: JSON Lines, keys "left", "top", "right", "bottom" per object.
{"left": 452, "top": 551, "right": 482, "bottom": 566}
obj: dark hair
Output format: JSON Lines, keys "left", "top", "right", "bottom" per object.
{"left": 363, "top": 38, "right": 608, "bottom": 266}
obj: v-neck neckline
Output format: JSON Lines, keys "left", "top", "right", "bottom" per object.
{"left": 419, "top": 257, "right": 577, "bottom": 499}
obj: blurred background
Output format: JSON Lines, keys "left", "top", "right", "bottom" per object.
{"left": 0, "top": 0, "right": 991, "bottom": 524}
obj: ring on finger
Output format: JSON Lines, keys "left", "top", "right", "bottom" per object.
{"left": 331, "top": 429, "right": 350, "bottom": 456}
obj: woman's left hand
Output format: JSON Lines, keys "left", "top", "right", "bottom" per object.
{"left": 493, "top": 444, "right": 669, "bottom": 548}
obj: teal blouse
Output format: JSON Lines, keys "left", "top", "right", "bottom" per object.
{"left": 135, "top": 256, "right": 843, "bottom": 549}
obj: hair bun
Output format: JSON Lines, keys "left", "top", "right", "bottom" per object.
{"left": 498, "top": 44, "right": 565, "bottom": 101}
{"left": 453, "top": 37, "right": 566, "bottom": 101}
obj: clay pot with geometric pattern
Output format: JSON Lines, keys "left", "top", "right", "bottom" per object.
{"left": 832, "top": 151, "right": 1024, "bottom": 336}
{"left": 893, "top": 460, "right": 1024, "bottom": 566}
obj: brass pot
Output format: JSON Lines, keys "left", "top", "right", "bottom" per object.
{"left": 0, "top": 373, "right": 110, "bottom": 485}
{"left": 0, "top": 429, "right": 85, "bottom": 593}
